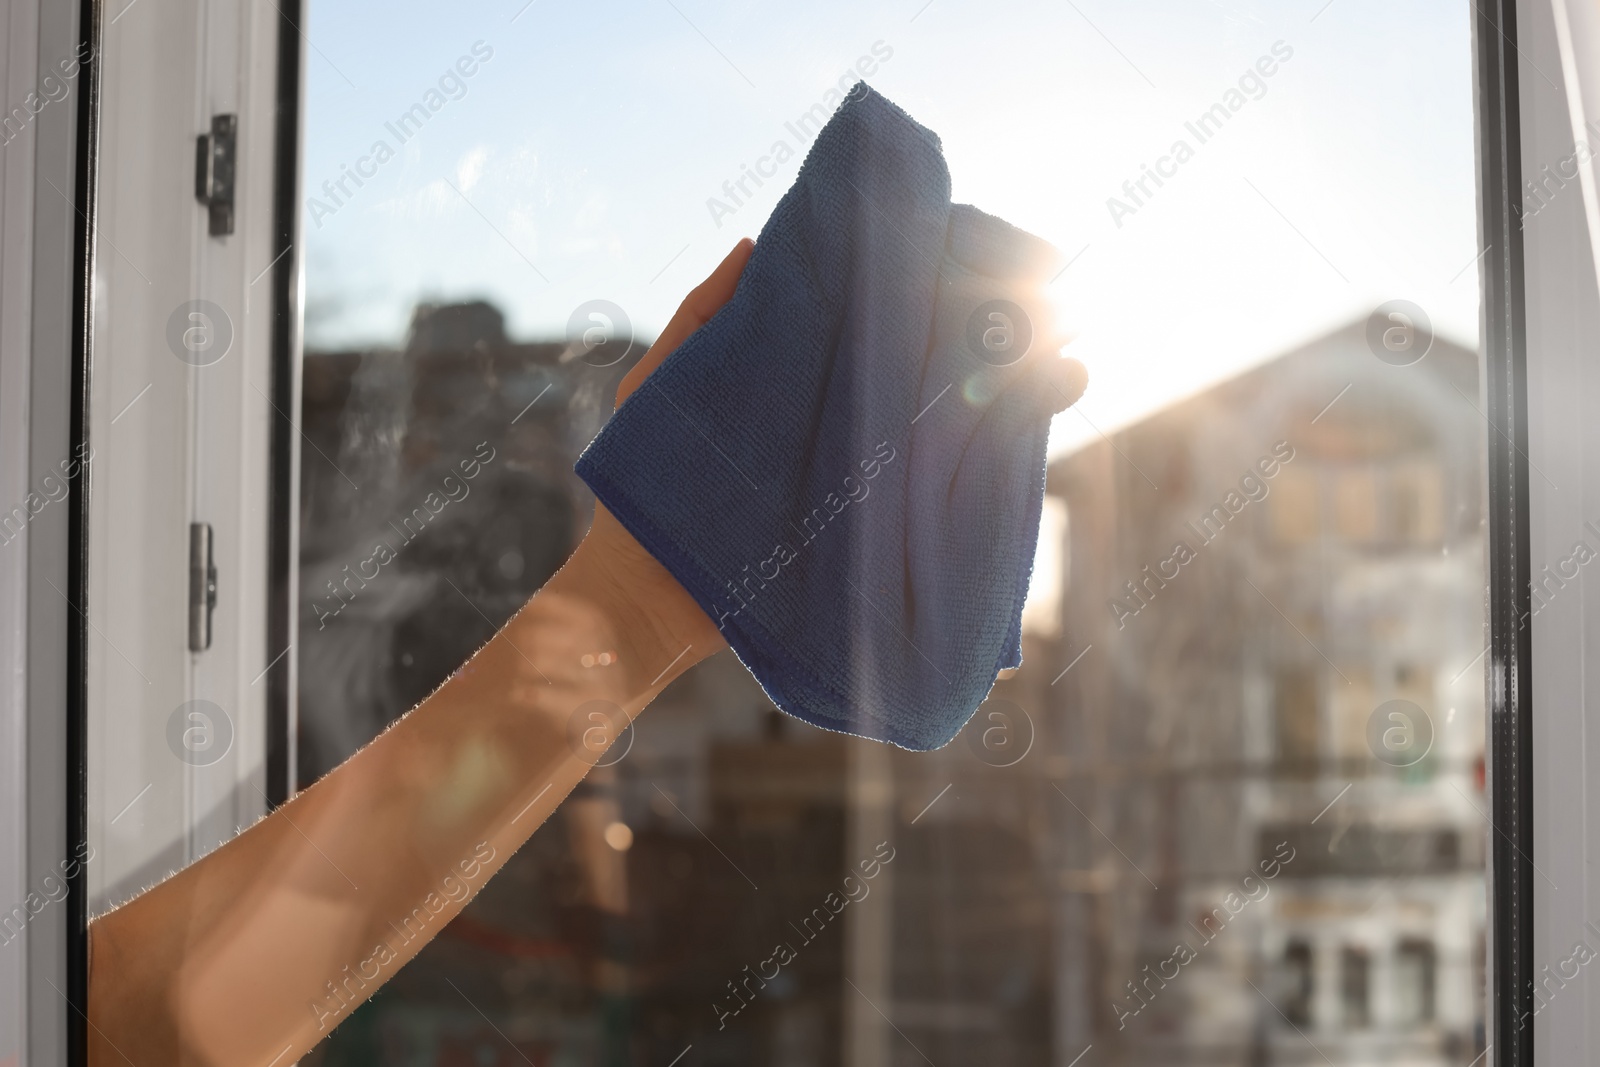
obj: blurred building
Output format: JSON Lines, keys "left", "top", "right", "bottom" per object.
{"left": 1033, "top": 318, "right": 1487, "bottom": 1065}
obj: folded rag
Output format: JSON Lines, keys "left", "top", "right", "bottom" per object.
{"left": 576, "top": 84, "right": 1083, "bottom": 750}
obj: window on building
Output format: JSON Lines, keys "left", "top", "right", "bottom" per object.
{"left": 1340, "top": 946, "right": 1371, "bottom": 1029}
{"left": 1332, "top": 666, "right": 1377, "bottom": 769}
{"left": 1390, "top": 457, "right": 1445, "bottom": 546}
{"left": 1274, "top": 665, "right": 1320, "bottom": 771}
{"left": 1284, "top": 940, "right": 1315, "bottom": 1028}
{"left": 1395, "top": 937, "right": 1438, "bottom": 1025}
{"left": 1335, "top": 467, "right": 1381, "bottom": 545}
{"left": 1270, "top": 465, "right": 1320, "bottom": 547}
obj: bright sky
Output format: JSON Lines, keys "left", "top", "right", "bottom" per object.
{"left": 302, "top": 0, "right": 1481, "bottom": 457}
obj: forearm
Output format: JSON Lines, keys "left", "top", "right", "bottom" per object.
{"left": 86, "top": 532, "right": 715, "bottom": 1066}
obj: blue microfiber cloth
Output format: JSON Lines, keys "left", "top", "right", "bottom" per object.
{"left": 575, "top": 85, "right": 1084, "bottom": 750}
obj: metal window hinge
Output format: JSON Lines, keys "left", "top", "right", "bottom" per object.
{"left": 194, "top": 114, "right": 237, "bottom": 236}
{"left": 189, "top": 522, "right": 218, "bottom": 652}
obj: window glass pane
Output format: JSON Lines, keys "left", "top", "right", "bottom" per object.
{"left": 296, "top": 2, "right": 1488, "bottom": 1064}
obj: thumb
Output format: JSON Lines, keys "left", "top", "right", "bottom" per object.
{"left": 1038, "top": 354, "right": 1089, "bottom": 414}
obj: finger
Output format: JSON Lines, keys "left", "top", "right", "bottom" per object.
{"left": 972, "top": 273, "right": 1066, "bottom": 374}
{"left": 616, "top": 237, "right": 755, "bottom": 407}
{"left": 1014, "top": 287, "right": 1066, "bottom": 369}
{"left": 1040, "top": 355, "right": 1089, "bottom": 413}
{"left": 977, "top": 355, "right": 1087, "bottom": 456}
